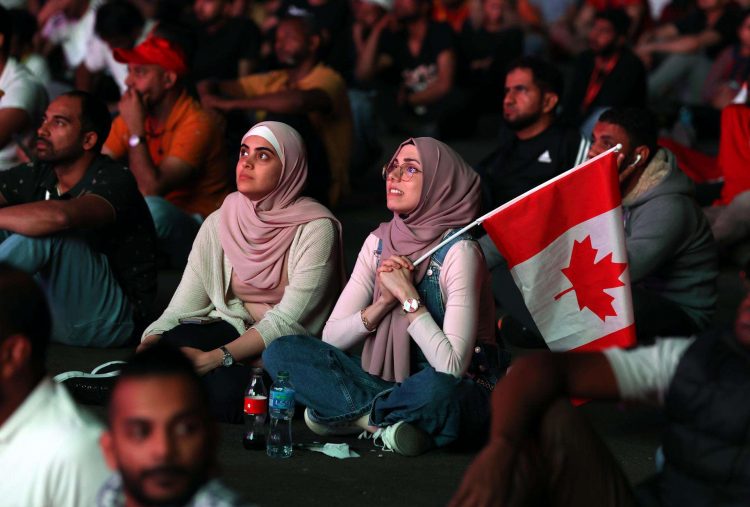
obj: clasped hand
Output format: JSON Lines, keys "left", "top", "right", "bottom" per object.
{"left": 376, "top": 255, "right": 417, "bottom": 304}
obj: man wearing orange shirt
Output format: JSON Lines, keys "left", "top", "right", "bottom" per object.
{"left": 104, "top": 35, "right": 230, "bottom": 267}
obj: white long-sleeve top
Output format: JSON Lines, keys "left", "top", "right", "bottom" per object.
{"left": 323, "top": 233, "right": 495, "bottom": 377}
{"left": 143, "top": 211, "right": 342, "bottom": 346}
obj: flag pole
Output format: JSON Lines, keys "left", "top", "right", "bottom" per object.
{"left": 412, "top": 144, "right": 622, "bottom": 266}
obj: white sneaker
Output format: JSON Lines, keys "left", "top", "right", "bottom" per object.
{"left": 369, "top": 421, "right": 434, "bottom": 456}
{"left": 303, "top": 408, "right": 362, "bottom": 436}
{"left": 53, "top": 361, "right": 126, "bottom": 405}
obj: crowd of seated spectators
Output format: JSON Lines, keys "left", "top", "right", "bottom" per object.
{"left": 1, "top": 0, "right": 750, "bottom": 504}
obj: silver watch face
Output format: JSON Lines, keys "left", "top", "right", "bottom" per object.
{"left": 221, "top": 347, "right": 233, "bottom": 367}
{"left": 402, "top": 298, "right": 420, "bottom": 313}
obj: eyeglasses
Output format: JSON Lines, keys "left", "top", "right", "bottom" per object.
{"left": 381, "top": 162, "right": 423, "bottom": 182}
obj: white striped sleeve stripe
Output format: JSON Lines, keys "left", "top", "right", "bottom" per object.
{"left": 574, "top": 136, "right": 591, "bottom": 166}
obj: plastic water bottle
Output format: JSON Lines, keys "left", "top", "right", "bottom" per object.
{"left": 243, "top": 367, "right": 267, "bottom": 450}
{"left": 267, "top": 370, "right": 295, "bottom": 458}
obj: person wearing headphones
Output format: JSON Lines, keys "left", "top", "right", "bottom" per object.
{"left": 588, "top": 107, "right": 718, "bottom": 343}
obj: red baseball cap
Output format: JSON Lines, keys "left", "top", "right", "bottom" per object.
{"left": 113, "top": 35, "right": 188, "bottom": 76}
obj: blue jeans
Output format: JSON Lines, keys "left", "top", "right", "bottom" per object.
{"left": 0, "top": 230, "right": 134, "bottom": 347}
{"left": 145, "top": 196, "right": 202, "bottom": 269}
{"left": 262, "top": 335, "right": 492, "bottom": 447}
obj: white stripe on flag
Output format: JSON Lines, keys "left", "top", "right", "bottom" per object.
{"left": 509, "top": 206, "right": 634, "bottom": 351}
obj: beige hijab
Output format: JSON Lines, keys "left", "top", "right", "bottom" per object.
{"left": 219, "top": 121, "right": 341, "bottom": 303}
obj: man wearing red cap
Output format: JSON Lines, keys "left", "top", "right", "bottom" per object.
{"left": 104, "top": 35, "right": 230, "bottom": 268}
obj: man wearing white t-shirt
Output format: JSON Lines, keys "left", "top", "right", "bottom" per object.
{"left": 0, "top": 264, "right": 109, "bottom": 506}
{"left": 451, "top": 287, "right": 750, "bottom": 506}
{"left": 0, "top": 7, "right": 47, "bottom": 170}
{"left": 39, "top": 0, "right": 101, "bottom": 69}
{"left": 76, "top": 0, "right": 156, "bottom": 95}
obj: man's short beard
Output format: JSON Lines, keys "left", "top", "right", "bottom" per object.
{"left": 504, "top": 110, "right": 543, "bottom": 132}
{"left": 121, "top": 465, "right": 209, "bottom": 507}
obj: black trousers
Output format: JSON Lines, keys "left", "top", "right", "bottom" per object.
{"left": 162, "top": 321, "right": 253, "bottom": 424}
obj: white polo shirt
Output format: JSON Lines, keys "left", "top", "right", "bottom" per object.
{"left": 0, "top": 378, "right": 109, "bottom": 507}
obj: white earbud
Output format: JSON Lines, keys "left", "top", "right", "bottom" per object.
{"left": 630, "top": 154, "right": 642, "bottom": 167}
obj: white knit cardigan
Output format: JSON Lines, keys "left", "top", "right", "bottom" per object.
{"left": 142, "top": 211, "right": 341, "bottom": 346}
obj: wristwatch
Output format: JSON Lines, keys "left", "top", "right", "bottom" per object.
{"left": 128, "top": 134, "right": 146, "bottom": 147}
{"left": 219, "top": 346, "right": 234, "bottom": 367}
{"left": 402, "top": 297, "right": 422, "bottom": 313}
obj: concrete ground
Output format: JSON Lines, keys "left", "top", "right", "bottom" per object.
{"left": 45, "top": 127, "right": 743, "bottom": 506}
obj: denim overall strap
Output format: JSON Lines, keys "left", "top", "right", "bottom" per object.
{"left": 415, "top": 230, "right": 475, "bottom": 327}
{"left": 377, "top": 232, "right": 477, "bottom": 369}
{"left": 374, "top": 230, "right": 476, "bottom": 327}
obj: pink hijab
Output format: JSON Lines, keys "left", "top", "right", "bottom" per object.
{"left": 219, "top": 121, "right": 341, "bottom": 302}
{"left": 361, "top": 138, "right": 481, "bottom": 382}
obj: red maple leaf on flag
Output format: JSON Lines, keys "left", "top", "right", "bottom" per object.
{"left": 554, "top": 236, "right": 627, "bottom": 321}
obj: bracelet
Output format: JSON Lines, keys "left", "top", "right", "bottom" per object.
{"left": 360, "top": 308, "right": 377, "bottom": 333}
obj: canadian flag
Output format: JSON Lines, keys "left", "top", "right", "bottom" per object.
{"left": 483, "top": 150, "right": 636, "bottom": 352}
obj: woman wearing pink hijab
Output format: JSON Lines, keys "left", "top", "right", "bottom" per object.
{"left": 139, "top": 121, "right": 343, "bottom": 423}
{"left": 263, "top": 137, "right": 504, "bottom": 455}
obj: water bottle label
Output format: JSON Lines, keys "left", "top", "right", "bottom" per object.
{"left": 269, "top": 389, "right": 295, "bottom": 410}
{"left": 244, "top": 395, "right": 268, "bottom": 415}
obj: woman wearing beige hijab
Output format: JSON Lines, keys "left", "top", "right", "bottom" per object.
{"left": 140, "top": 121, "right": 343, "bottom": 423}
{"left": 264, "top": 137, "right": 504, "bottom": 455}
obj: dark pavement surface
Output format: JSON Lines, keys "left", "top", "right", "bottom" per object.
{"left": 46, "top": 129, "right": 745, "bottom": 506}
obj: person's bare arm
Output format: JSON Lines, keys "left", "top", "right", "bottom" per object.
{"left": 0, "top": 108, "right": 31, "bottom": 152}
{"left": 215, "top": 89, "right": 333, "bottom": 115}
{"left": 198, "top": 78, "right": 262, "bottom": 111}
{"left": 0, "top": 194, "right": 115, "bottom": 236}
{"left": 642, "top": 23, "right": 679, "bottom": 43}
{"left": 449, "top": 351, "right": 619, "bottom": 507}
{"left": 624, "top": 3, "right": 645, "bottom": 38}
{"left": 197, "top": 79, "right": 251, "bottom": 100}
{"left": 407, "top": 50, "right": 456, "bottom": 106}
{"left": 182, "top": 327, "right": 266, "bottom": 375}
{"left": 645, "top": 30, "right": 721, "bottom": 54}
{"left": 354, "top": 17, "right": 393, "bottom": 82}
{"left": 128, "top": 144, "right": 197, "bottom": 196}
{"left": 490, "top": 352, "right": 619, "bottom": 440}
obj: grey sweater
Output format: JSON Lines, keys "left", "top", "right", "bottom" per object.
{"left": 622, "top": 148, "right": 718, "bottom": 329}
